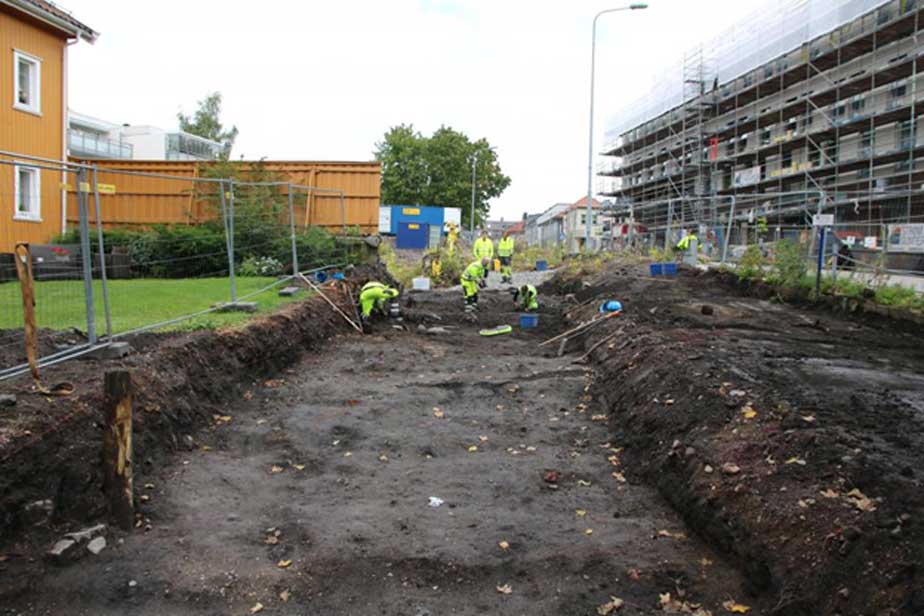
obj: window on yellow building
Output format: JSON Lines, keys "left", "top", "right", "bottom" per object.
{"left": 14, "top": 165, "right": 41, "bottom": 221}
{"left": 13, "top": 51, "right": 41, "bottom": 114}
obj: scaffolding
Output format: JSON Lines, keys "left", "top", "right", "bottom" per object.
{"left": 597, "top": 0, "right": 924, "bottom": 269}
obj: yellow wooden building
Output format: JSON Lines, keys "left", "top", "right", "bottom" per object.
{"left": 0, "top": 0, "right": 96, "bottom": 253}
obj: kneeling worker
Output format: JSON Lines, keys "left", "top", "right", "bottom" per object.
{"left": 359, "top": 281, "right": 399, "bottom": 323}
{"left": 461, "top": 257, "right": 490, "bottom": 310}
{"left": 513, "top": 284, "right": 539, "bottom": 312}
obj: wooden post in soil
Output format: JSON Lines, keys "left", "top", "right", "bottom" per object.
{"left": 13, "top": 243, "right": 40, "bottom": 382}
{"left": 102, "top": 370, "right": 134, "bottom": 530}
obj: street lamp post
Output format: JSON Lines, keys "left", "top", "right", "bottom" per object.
{"left": 586, "top": 3, "right": 648, "bottom": 251}
{"left": 470, "top": 150, "right": 479, "bottom": 234}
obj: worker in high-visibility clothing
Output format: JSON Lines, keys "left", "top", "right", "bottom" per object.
{"left": 461, "top": 258, "right": 490, "bottom": 310}
{"left": 473, "top": 230, "right": 494, "bottom": 262}
{"left": 513, "top": 284, "right": 539, "bottom": 312}
{"left": 676, "top": 229, "right": 698, "bottom": 253}
{"left": 359, "top": 281, "right": 399, "bottom": 321}
{"left": 497, "top": 230, "right": 515, "bottom": 284}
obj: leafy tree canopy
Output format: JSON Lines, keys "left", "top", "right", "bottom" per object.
{"left": 374, "top": 124, "right": 510, "bottom": 229}
{"left": 178, "top": 92, "right": 239, "bottom": 159}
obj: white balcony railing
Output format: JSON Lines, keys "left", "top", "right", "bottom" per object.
{"left": 68, "top": 129, "right": 133, "bottom": 159}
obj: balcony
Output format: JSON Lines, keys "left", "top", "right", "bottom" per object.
{"left": 68, "top": 129, "right": 133, "bottom": 159}
{"left": 595, "top": 158, "right": 623, "bottom": 175}
{"left": 166, "top": 132, "right": 224, "bottom": 161}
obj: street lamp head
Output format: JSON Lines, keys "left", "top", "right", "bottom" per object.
{"left": 629, "top": 3, "right": 648, "bottom": 9}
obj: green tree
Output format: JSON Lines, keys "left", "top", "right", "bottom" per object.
{"left": 374, "top": 124, "right": 510, "bottom": 228}
{"left": 178, "top": 92, "right": 239, "bottom": 159}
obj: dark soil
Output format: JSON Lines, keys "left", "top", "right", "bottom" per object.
{"left": 2, "top": 262, "right": 921, "bottom": 615}
{"left": 556, "top": 265, "right": 924, "bottom": 615}
{"left": 0, "top": 281, "right": 354, "bottom": 603}
{"left": 0, "top": 280, "right": 762, "bottom": 615}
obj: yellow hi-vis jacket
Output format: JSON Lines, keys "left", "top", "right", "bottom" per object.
{"left": 462, "top": 261, "right": 487, "bottom": 281}
{"left": 497, "top": 236, "right": 515, "bottom": 257}
{"left": 676, "top": 233, "right": 697, "bottom": 251}
{"left": 473, "top": 237, "right": 494, "bottom": 259}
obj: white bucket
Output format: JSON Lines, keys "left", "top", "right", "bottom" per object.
{"left": 412, "top": 277, "right": 431, "bottom": 291}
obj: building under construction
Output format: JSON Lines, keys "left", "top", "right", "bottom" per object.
{"left": 598, "top": 0, "right": 924, "bottom": 257}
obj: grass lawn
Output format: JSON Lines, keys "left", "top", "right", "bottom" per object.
{"left": 0, "top": 277, "right": 303, "bottom": 334}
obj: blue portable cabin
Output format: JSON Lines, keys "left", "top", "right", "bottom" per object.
{"left": 379, "top": 205, "right": 462, "bottom": 249}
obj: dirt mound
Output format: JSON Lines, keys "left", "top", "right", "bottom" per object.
{"left": 554, "top": 265, "right": 924, "bottom": 615}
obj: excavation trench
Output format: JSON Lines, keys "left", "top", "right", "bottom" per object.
{"left": 8, "top": 263, "right": 918, "bottom": 615}
{"left": 1, "top": 274, "right": 767, "bottom": 615}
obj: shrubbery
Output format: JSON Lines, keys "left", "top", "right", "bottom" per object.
{"left": 55, "top": 223, "right": 344, "bottom": 278}
{"left": 238, "top": 256, "right": 283, "bottom": 277}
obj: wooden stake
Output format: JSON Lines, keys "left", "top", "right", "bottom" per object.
{"left": 297, "top": 273, "right": 364, "bottom": 334}
{"left": 13, "top": 243, "right": 39, "bottom": 382}
{"left": 556, "top": 337, "right": 569, "bottom": 357}
{"left": 102, "top": 370, "right": 134, "bottom": 531}
{"left": 538, "top": 311, "right": 620, "bottom": 347}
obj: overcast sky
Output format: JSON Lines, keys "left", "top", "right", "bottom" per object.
{"left": 66, "top": 0, "right": 759, "bottom": 220}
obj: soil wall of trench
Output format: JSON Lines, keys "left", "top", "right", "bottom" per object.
{"left": 555, "top": 267, "right": 924, "bottom": 616}
{"left": 0, "top": 287, "right": 354, "bottom": 551}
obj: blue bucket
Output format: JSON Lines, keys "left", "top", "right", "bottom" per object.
{"left": 662, "top": 262, "right": 678, "bottom": 276}
{"left": 649, "top": 263, "right": 663, "bottom": 276}
{"left": 519, "top": 313, "right": 539, "bottom": 329}
{"left": 332, "top": 272, "right": 345, "bottom": 280}
{"left": 535, "top": 260, "right": 548, "bottom": 271}
{"left": 315, "top": 271, "right": 328, "bottom": 283}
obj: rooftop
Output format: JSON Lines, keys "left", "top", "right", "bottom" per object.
{"left": 6, "top": 0, "right": 98, "bottom": 42}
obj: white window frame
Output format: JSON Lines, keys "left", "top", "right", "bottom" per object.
{"left": 13, "top": 50, "right": 42, "bottom": 115}
{"left": 13, "top": 164, "right": 41, "bottom": 222}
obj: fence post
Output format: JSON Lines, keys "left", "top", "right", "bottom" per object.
{"left": 815, "top": 226, "right": 826, "bottom": 300}
{"left": 91, "top": 167, "right": 113, "bottom": 339}
{"left": 339, "top": 191, "right": 346, "bottom": 235}
{"left": 665, "top": 200, "right": 673, "bottom": 251}
{"left": 721, "top": 196, "right": 736, "bottom": 265}
{"left": 288, "top": 183, "right": 298, "bottom": 276}
{"left": 76, "top": 167, "right": 97, "bottom": 344}
{"left": 218, "top": 180, "right": 238, "bottom": 304}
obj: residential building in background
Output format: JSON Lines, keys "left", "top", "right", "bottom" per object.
{"left": 67, "top": 111, "right": 132, "bottom": 159}
{"left": 524, "top": 197, "right": 608, "bottom": 252}
{"left": 561, "top": 197, "right": 608, "bottom": 253}
{"left": 0, "top": 0, "right": 95, "bottom": 251}
{"left": 67, "top": 111, "right": 225, "bottom": 161}
{"left": 484, "top": 218, "right": 518, "bottom": 239}
{"left": 596, "top": 0, "right": 924, "bottom": 259}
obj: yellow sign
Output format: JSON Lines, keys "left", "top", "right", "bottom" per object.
{"left": 62, "top": 182, "right": 116, "bottom": 194}
{"left": 408, "top": 223, "right": 420, "bottom": 230}
{"left": 402, "top": 207, "right": 420, "bottom": 216}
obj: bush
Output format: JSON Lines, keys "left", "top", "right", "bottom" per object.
{"left": 512, "top": 244, "right": 565, "bottom": 272}
{"left": 55, "top": 223, "right": 345, "bottom": 278}
{"left": 875, "top": 284, "right": 924, "bottom": 310}
{"left": 737, "top": 245, "right": 765, "bottom": 280}
{"left": 238, "top": 256, "right": 283, "bottom": 277}
{"left": 770, "top": 240, "right": 807, "bottom": 288}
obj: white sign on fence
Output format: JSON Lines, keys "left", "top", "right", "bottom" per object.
{"left": 888, "top": 223, "right": 924, "bottom": 253}
{"left": 443, "top": 207, "right": 462, "bottom": 226}
{"left": 378, "top": 207, "right": 392, "bottom": 234}
{"left": 863, "top": 236, "right": 878, "bottom": 249}
{"left": 812, "top": 214, "right": 834, "bottom": 227}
